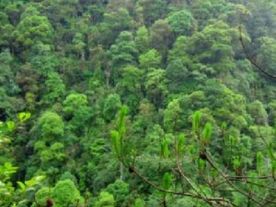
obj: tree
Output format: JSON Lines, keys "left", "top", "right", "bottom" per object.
{"left": 0, "top": 115, "right": 45, "bottom": 207}
{"left": 72, "top": 32, "right": 86, "bottom": 60}
{"left": 34, "top": 187, "right": 52, "bottom": 206}
{"left": 109, "top": 31, "right": 138, "bottom": 84}
{"left": 0, "top": 50, "right": 18, "bottom": 96}
{"left": 0, "top": 11, "right": 14, "bottom": 48}
{"left": 103, "top": 94, "right": 122, "bottom": 122}
{"left": 52, "top": 179, "right": 83, "bottom": 207}
{"left": 133, "top": 198, "right": 145, "bottom": 207}
{"left": 33, "top": 111, "right": 66, "bottom": 176}
{"left": 137, "top": 0, "right": 167, "bottom": 26}
{"left": 13, "top": 6, "right": 54, "bottom": 47}
{"left": 139, "top": 49, "right": 161, "bottom": 70}
{"left": 106, "top": 0, "right": 135, "bottom": 14}
{"left": 110, "top": 31, "right": 138, "bottom": 69}
{"left": 105, "top": 179, "right": 129, "bottom": 207}
{"left": 257, "top": 37, "right": 276, "bottom": 76}
{"left": 248, "top": 100, "right": 268, "bottom": 125}
{"left": 163, "top": 99, "right": 182, "bottom": 132}
{"left": 43, "top": 72, "right": 66, "bottom": 104}
{"left": 166, "top": 9, "right": 197, "bottom": 36}
{"left": 268, "top": 100, "right": 276, "bottom": 126}
{"left": 150, "top": 19, "right": 173, "bottom": 58}
{"left": 145, "top": 69, "right": 168, "bottom": 107}
{"left": 132, "top": 99, "right": 156, "bottom": 136}
{"left": 63, "top": 93, "right": 88, "bottom": 115}
{"left": 34, "top": 179, "right": 83, "bottom": 207}
{"left": 166, "top": 59, "right": 189, "bottom": 93}
{"left": 135, "top": 26, "right": 150, "bottom": 53}
{"left": 111, "top": 109, "right": 276, "bottom": 207}
{"left": 37, "top": 111, "right": 64, "bottom": 138}
{"left": 63, "top": 93, "right": 91, "bottom": 134}
{"left": 1, "top": 1, "right": 276, "bottom": 207}
{"left": 184, "top": 21, "right": 236, "bottom": 76}
{"left": 116, "top": 66, "right": 143, "bottom": 113}
{"left": 95, "top": 191, "right": 115, "bottom": 207}
{"left": 246, "top": 0, "right": 276, "bottom": 40}
{"left": 29, "top": 42, "right": 60, "bottom": 75}
{"left": 3, "top": 2, "right": 22, "bottom": 25}
{"left": 15, "top": 63, "right": 40, "bottom": 96}
{"left": 96, "top": 8, "right": 134, "bottom": 46}
{"left": 191, "top": 0, "right": 231, "bottom": 28}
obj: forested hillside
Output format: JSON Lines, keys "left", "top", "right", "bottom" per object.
{"left": 0, "top": 0, "right": 275, "bottom": 206}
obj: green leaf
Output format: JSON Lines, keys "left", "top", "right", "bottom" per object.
{"left": 0, "top": 162, "right": 18, "bottom": 181}
{"left": 162, "top": 172, "right": 172, "bottom": 190}
{"left": 117, "top": 105, "right": 128, "bottom": 137}
{"left": 17, "top": 181, "right": 26, "bottom": 191}
{"left": 17, "top": 112, "right": 31, "bottom": 123}
{"left": 177, "top": 134, "right": 186, "bottom": 154}
{"left": 198, "top": 159, "right": 206, "bottom": 171}
{"left": 111, "top": 130, "right": 122, "bottom": 157}
{"left": 267, "top": 143, "right": 275, "bottom": 160}
{"left": 161, "top": 138, "right": 170, "bottom": 158}
{"left": 201, "top": 122, "right": 213, "bottom": 145}
{"left": 6, "top": 121, "right": 15, "bottom": 132}
{"left": 232, "top": 156, "right": 241, "bottom": 170}
{"left": 192, "top": 111, "right": 202, "bottom": 133}
{"left": 256, "top": 152, "right": 264, "bottom": 175}
{"left": 134, "top": 198, "right": 145, "bottom": 207}
{"left": 272, "top": 160, "right": 276, "bottom": 177}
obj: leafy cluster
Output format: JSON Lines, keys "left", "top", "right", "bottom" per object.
{"left": 0, "top": 0, "right": 275, "bottom": 207}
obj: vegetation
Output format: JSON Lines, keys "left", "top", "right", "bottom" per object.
{"left": 0, "top": 0, "right": 275, "bottom": 206}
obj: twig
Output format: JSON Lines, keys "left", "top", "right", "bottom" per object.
{"left": 126, "top": 163, "right": 232, "bottom": 206}
{"left": 204, "top": 152, "right": 264, "bottom": 206}
{"left": 238, "top": 26, "right": 276, "bottom": 80}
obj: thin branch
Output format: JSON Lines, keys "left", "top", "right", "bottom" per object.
{"left": 246, "top": 181, "right": 276, "bottom": 191}
{"left": 126, "top": 162, "right": 233, "bottom": 206}
{"left": 174, "top": 139, "right": 209, "bottom": 198}
{"left": 257, "top": 127, "right": 276, "bottom": 160}
{"left": 238, "top": 25, "right": 276, "bottom": 80}
{"left": 173, "top": 144, "right": 238, "bottom": 207}
{"left": 205, "top": 151, "right": 264, "bottom": 206}
{"left": 260, "top": 193, "right": 276, "bottom": 207}
{"left": 226, "top": 175, "right": 274, "bottom": 180}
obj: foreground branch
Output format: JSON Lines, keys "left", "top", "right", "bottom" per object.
{"left": 238, "top": 26, "right": 276, "bottom": 80}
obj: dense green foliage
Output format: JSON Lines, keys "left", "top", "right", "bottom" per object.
{"left": 0, "top": 0, "right": 275, "bottom": 206}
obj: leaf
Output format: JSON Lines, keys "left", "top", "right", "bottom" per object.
{"left": 0, "top": 162, "right": 18, "bottom": 181}
{"left": 256, "top": 152, "right": 264, "bottom": 175}
{"left": 192, "top": 111, "right": 202, "bottom": 133}
{"left": 110, "top": 130, "right": 121, "bottom": 157}
{"left": 177, "top": 134, "right": 186, "bottom": 154}
{"left": 117, "top": 105, "right": 128, "bottom": 136}
{"left": 272, "top": 160, "right": 276, "bottom": 177}
{"left": 134, "top": 198, "right": 145, "bottom": 207}
{"left": 6, "top": 121, "right": 15, "bottom": 132}
{"left": 267, "top": 143, "right": 275, "bottom": 160}
{"left": 162, "top": 172, "right": 172, "bottom": 190}
{"left": 17, "top": 112, "right": 31, "bottom": 123}
{"left": 17, "top": 181, "right": 26, "bottom": 191}
{"left": 201, "top": 122, "right": 213, "bottom": 145}
{"left": 17, "top": 178, "right": 42, "bottom": 194}
{"left": 161, "top": 138, "right": 170, "bottom": 158}
{"left": 33, "top": 175, "right": 46, "bottom": 183}
{"left": 198, "top": 159, "right": 206, "bottom": 171}
{"left": 221, "top": 122, "right": 227, "bottom": 130}
{"left": 25, "top": 175, "right": 45, "bottom": 188}
{"left": 232, "top": 156, "right": 241, "bottom": 170}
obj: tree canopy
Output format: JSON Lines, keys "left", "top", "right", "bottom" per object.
{"left": 0, "top": 0, "right": 275, "bottom": 207}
